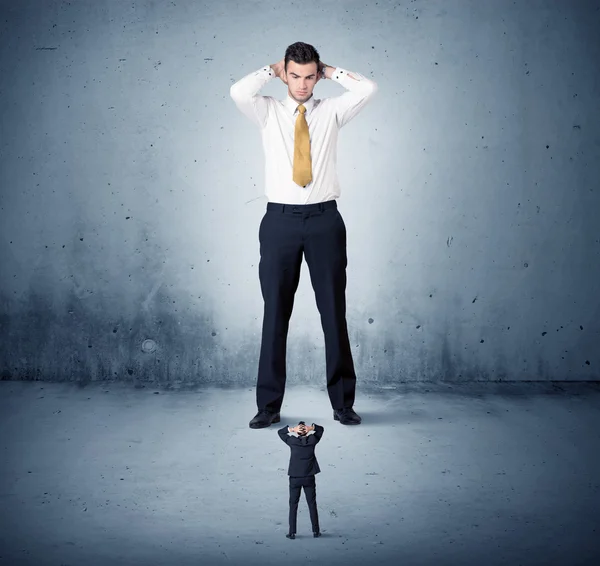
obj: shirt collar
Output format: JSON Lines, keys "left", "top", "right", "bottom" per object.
{"left": 284, "top": 92, "right": 316, "bottom": 116}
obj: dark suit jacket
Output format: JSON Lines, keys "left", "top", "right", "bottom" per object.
{"left": 278, "top": 424, "right": 324, "bottom": 477}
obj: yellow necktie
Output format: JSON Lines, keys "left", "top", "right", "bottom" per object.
{"left": 292, "top": 104, "right": 312, "bottom": 187}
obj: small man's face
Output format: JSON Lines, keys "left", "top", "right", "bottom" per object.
{"left": 298, "top": 424, "right": 307, "bottom": 436}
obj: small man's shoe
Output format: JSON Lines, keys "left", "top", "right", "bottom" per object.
{"left": 286, "top": 533, "right": 295, "bottom": 539}
{"left": 313, "top": 531, "right": 321, "bottom": 538}
{"left": 249, "top": 409, "right": 280, "bottom": 429}
{"left": 333, "top": 407, "right": 361, "bottom": 425}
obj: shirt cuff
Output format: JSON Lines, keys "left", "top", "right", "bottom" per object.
{"left": 331, "top": 67, "right": 349, "bottom": 82}
{"left": 260, "top": 66, "right": 276, "bottom": 79}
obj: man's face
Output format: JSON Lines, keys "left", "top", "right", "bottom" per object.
{"left": 285, "top": 60, "right": 318, "bottom": 103}
{"left": 298, "top": 423, "right": 307, "bottom": 436}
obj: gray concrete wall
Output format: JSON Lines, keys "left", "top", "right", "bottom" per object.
{"left": 1, "top": 0, "right": 599, "bottom": 385}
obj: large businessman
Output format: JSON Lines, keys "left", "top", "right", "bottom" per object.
{"left": 278, "top": 421, "right": 324, "bottom": 539}
{"left": 229, "top": 42, "right": 378, "bottom": 429}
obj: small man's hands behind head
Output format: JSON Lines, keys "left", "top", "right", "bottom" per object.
{"left": 291, "top": 423, "right": 315, "bottom": 434}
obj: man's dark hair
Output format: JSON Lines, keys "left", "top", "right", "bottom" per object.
{"left": 297, "top": 421, "right": 307, "bottom": 435}
{"left": 284, "top": 42, "right": 320, "bottom": 73}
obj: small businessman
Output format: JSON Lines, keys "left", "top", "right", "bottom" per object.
{"left": 278, "top": 421, "right": 324, "bottom": 539}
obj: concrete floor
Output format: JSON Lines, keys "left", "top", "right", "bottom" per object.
{"left": 1, "top": 380, "right": 599, "bottom": 566}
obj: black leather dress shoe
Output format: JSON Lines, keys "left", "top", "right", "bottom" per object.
{"left": 249, "top": 409, "right": 280, "bottom": 429}
{"left": 286, "top": 533, "right": 295, "bottom": 539}
{"left": 333, "top": 407, "right": 361, "bottom": 425}
{"left": 313, "top": 531, "right": 321, "bottom": 538}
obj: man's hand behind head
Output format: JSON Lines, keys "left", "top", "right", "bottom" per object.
{"left": 271, "top": 59, "right": 287, "bottom": 85}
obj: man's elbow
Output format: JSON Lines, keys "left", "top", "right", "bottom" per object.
{"left": 230, "top": 83, "right": 247, "bottom": 101}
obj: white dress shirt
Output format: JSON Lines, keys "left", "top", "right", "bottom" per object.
{"left": 230, "top": 65, "right": 378, "bottom": 204}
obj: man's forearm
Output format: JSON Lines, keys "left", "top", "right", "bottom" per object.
{"left": 268, "top": 61, "right": 356, "bottom": 82}
{"left": 323, "top": 64, "right": 359, "bottom": 81}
